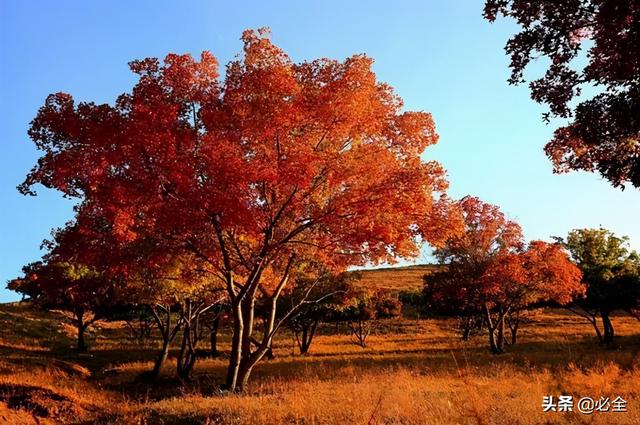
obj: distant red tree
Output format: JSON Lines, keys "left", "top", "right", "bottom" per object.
{"left": 427, "top": 197, "right": 584, "bottom": 353}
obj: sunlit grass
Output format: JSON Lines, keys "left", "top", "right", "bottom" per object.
{"left": 1, "top": 301, "right": 639, "bottom": 424}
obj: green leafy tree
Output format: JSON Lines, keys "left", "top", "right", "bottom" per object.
{"left": 336, "top": 288, "right": 402, "bottom": 348}
{"left": 8, "top": 261, "right": 115, "bottom": 351}
{"left": 556, "top": 228, "right": 640, "bottom": 343}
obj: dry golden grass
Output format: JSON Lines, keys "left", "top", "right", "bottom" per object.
{"left": 1, "top": 301, "right": 639, "bottom": 424}
{"left": 351, "top": 265, "right": 441, "bottom": 292}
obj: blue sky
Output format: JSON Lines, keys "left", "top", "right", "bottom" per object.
{"left": 1, "top": 1, "right": 639, "bottom": 302}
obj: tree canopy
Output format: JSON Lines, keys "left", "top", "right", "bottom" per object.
{"left": 484, "top": 0, "right": 640, "bottom": 188}
{"left": 18, "top": 28, "right": 457, "bottom": 391}
{"left": 426, "top": 196, "right": 583, "bottom": 353}
{"left": 556, "top": 228, "right": 640, "bottom": 343}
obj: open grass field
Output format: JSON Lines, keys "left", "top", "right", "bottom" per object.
{"left": 1, "top": 296, "right": 640, "bottom": 425}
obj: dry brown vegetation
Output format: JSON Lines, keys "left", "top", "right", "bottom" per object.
{"left": 351, "top": 265, "right": 440, "bottom": 293}
{"left": 2, "top": 292, "right": 640, "bottom": 424}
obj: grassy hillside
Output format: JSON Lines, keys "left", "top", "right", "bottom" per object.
{"left": 2, "top": 280, "right": 640, "bottom": 424}
{"left": 350, "top": 264, "right": 441, "bottom": 293}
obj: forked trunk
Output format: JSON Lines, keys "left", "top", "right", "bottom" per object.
{"left": 295, "top": 320, "right": 318, "bottom": 354}
{"left": 176, "top": 299, "right": 211, "bottom": 381}
{"left": 484, "top": 303, "right": 506, "bottom": 354}
{"left": 148, "top": 304, "right": 182, "bottom": 382}
{"left": 222, "top": 253, "right": 295, "bottom": 392}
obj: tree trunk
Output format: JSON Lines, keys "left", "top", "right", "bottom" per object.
{"left": 148, "top": 304, "right": 182, "bottom": 382}
{"left": 295, "top": 320, "right": 318, "bottom": 354}
{"left": 484, "top": 304, "right": 499, "bottom": 354}
{"left": 151, "top": 338, "right": 170, "bottom": 380}
{"left": 510, "top": 320, "right": 519, "bottom": 345}
{"left": 462, "top": 327, "right": 471, "bottom": 341}
{"left": 250, "top": 337, "right": 275, "bottom": 359}
{"left": 77, "top": 323, "right": 87, "bottom": 352}
{"left": 176, "top": 299, "right": 206, "bottom": 382}
{"left": 74, "top": 309, "right": 88, "bottom": 352}
{"left": 222, "top": 253, "right": 295, "bottom": 392}
{"left": 496, "top": 305, "right": 505, "bottom": 352}
{"left": 460, "top": 315, "right": 473, "bottom": 341}
{"left": 210, "top": 315, "right": 220, "bottom": 357}
{"left": 588, "top": 313, "right": 603, "bottom": 342}
{"left": 225, "top": 301, "right": 244, "bottom": 391}
{"left": 601, "top": 310, "right": 614, "bottom": 344}
{"left": 349, "top": 320, "right": 371, "bottom": 348}
{"left": 487, "top": 328, "right": 500, "bottom": 354}
{"left": 176, "top": 326, "right": 197, "bottom": 381}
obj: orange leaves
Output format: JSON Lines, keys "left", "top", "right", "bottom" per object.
{"left": 433, "top": 197, "right": 584, "bottom": 310}
{"left": 112, "top": 209, "right": 138, "bottom": 243}
{"left": 162, "top": 52, "right": 220, "bottom": 103}
{"left": 439, "top": 196, "right": 524, "bottom": 262}
{"left": 22, "top": 29, "right": 454, "bottom": 293}
{"left": 521, "top": 241, "right": 585, "bottom": 305}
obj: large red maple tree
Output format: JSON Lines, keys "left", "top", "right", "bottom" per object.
{"left": 20, "top": 29, "right": 457, "bottom": 391}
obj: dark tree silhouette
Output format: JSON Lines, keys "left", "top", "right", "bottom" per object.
{"left": 485, "top": 0, "right": 640, "bottom": 188}
{"left": 556, "top": 228, "right": 640, "bottom": 344}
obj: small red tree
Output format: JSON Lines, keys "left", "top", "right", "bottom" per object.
{"left": 20, "top": 29, "right": 457, "bottom": 391}
{"left": 482, "top": 242, "right": 584, "bottom": 350}
{"left": 432, "top": 197, "right": 584, "bottom": 353}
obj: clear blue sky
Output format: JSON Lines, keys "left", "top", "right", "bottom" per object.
{"left": 1, "top": 1, "right": 638, "bottom": 302}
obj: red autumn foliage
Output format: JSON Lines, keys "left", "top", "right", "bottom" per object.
{"left": 20, "top": 29, "right": 458, "bottom": 391}
{"left": 426, "top": 196, "right": 584, "bottom": 353}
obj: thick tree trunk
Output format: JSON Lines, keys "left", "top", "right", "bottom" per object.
{"left": 225, "top": 301, "right": 244, "bottom": 391}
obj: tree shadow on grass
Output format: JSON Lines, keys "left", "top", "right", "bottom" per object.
{"left": 204, "top": 333, "right": 640, "bottom": 389}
